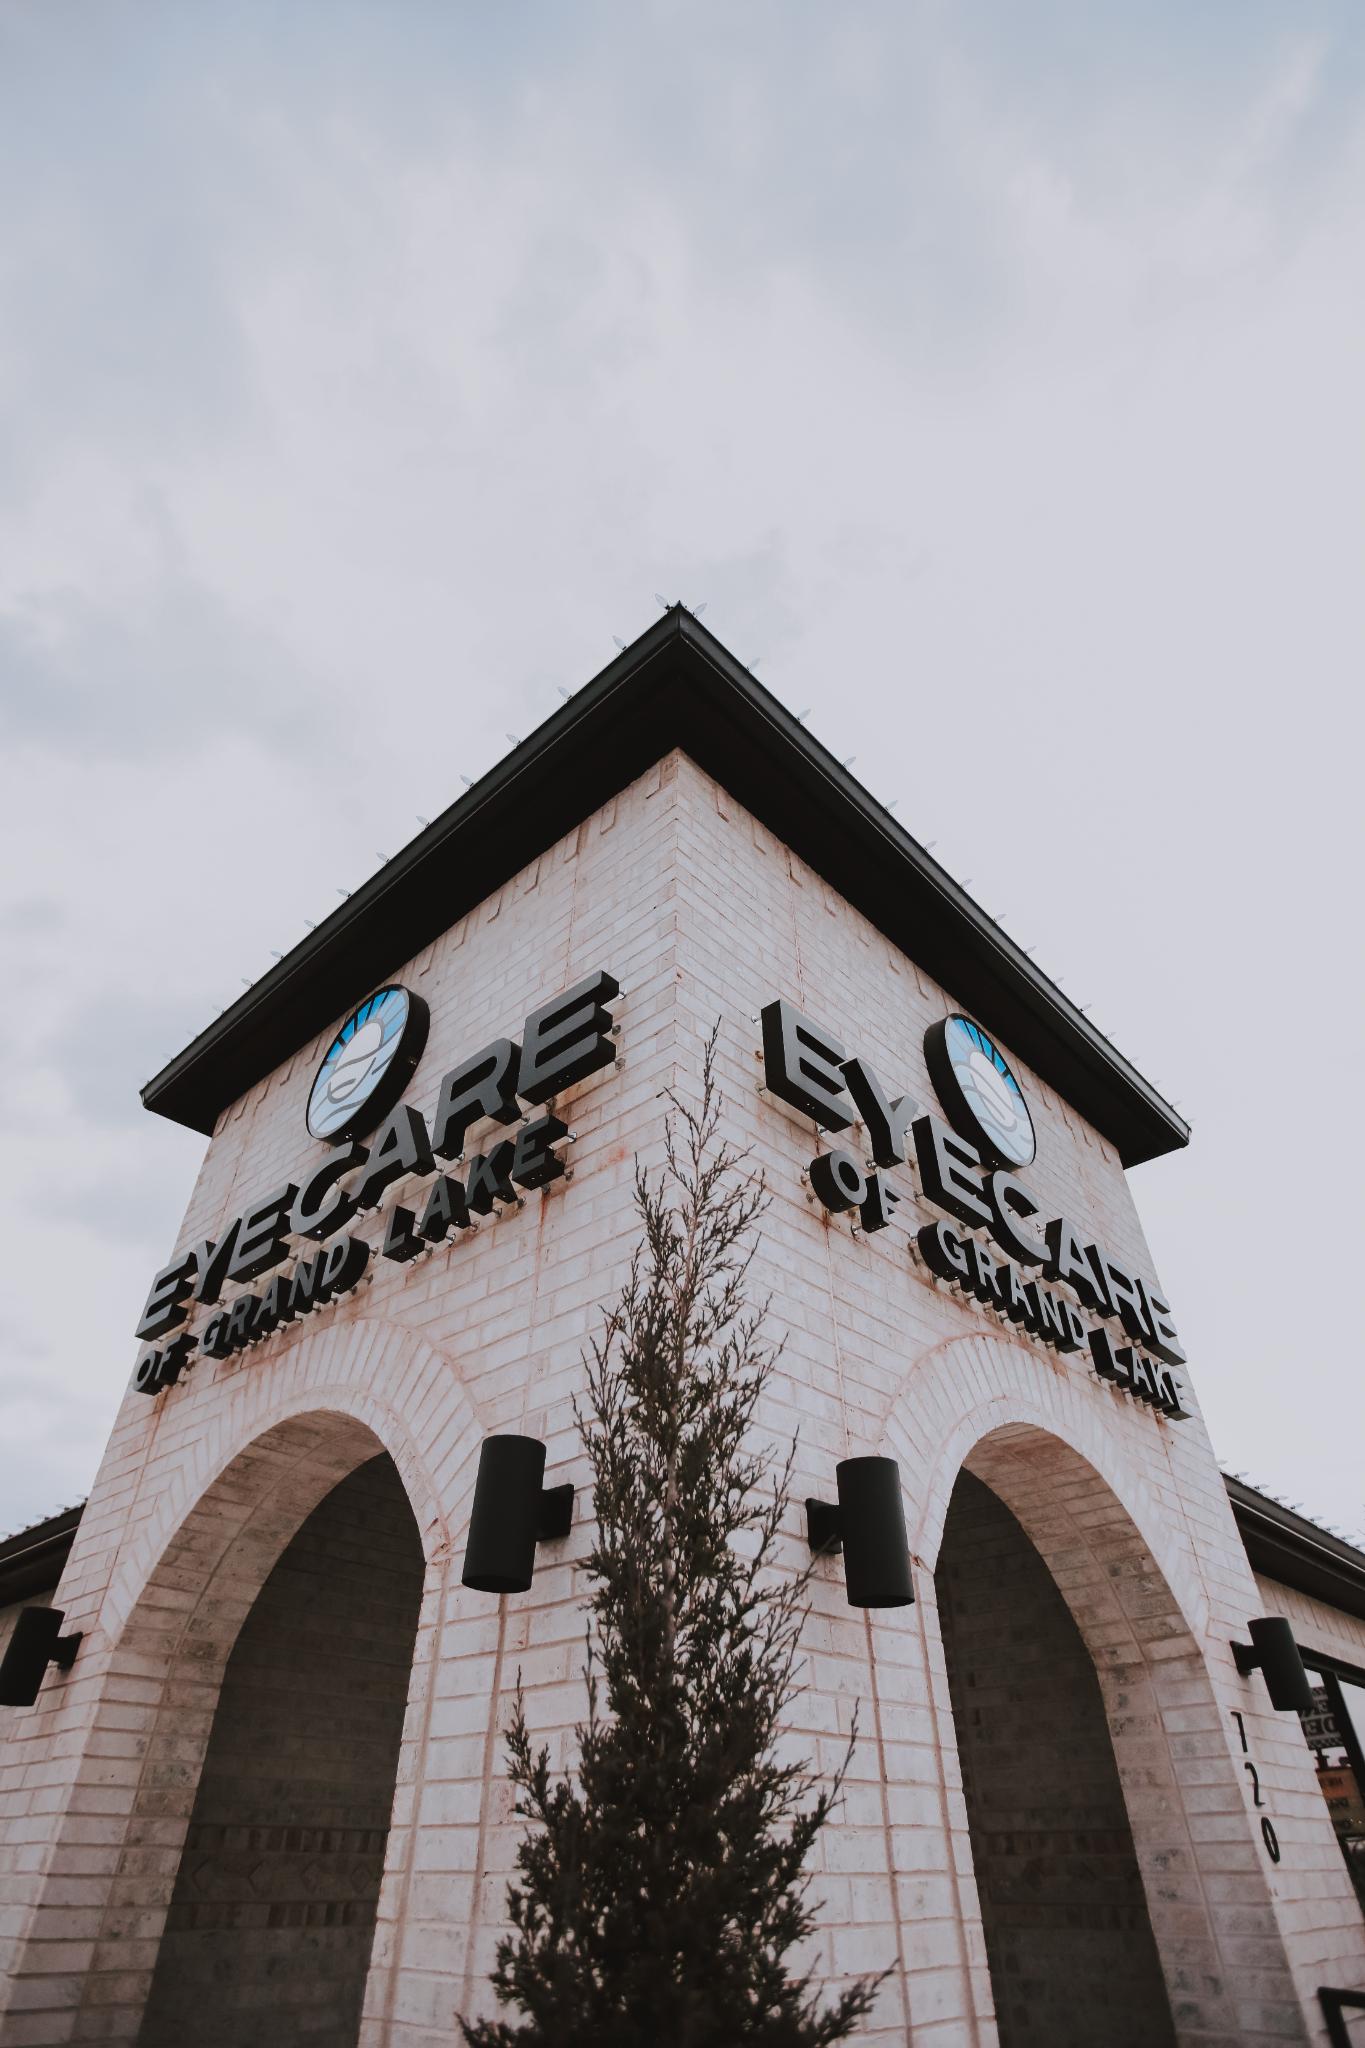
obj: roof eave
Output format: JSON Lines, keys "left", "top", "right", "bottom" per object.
{"left": 142, "top": 609, "right": 1189, "bottom": 1165}
{"left": 1226, "top": 1476, "right": 1365, "bottom": 1629}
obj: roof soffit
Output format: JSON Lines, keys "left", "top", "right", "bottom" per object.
{"left": 142, "top": 610, "right": 1188, "bottom": 1165}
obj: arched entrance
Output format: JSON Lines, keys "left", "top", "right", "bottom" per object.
{"left": 881, "top": 1335, "right": 1315, "bottom": 2045}
{"left": 937, "top": 1468, "right": 1175, "bottom": 2048}
{"left": 138, "top": 1451, "right": 424, "bottom": 2046}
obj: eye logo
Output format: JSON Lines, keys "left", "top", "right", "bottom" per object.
{"left": 925, "top": 1014, "right": 1036, "bottom": 1170}
{"left": 306, "top": 986, "right": 429, "bottom": 1144}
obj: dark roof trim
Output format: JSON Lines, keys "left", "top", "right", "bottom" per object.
{"left": 1226, "top": 1476, "right": 1365, "bottom": 1627}
{"left": 0, "top": 1505, "right": 83, "bottom": 1607}
{"left": 143, "top": 609, "right": 1189, "bottom": 1165}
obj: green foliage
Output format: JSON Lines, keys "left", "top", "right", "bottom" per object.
{"left": 462, "top": 1038, "right": 886, "bottom": 2047}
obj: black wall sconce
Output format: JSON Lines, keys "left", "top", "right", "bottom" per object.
{"left": 806, "top": 1456, "right": 914, "bottom": 1609}
{"left": 1232, "top": 1616, "right": 1314, "bottom": 1714}
{"left": 461, "top": 1435, "right": 575, "bottom": 1594}
{"left": 0, "top": 1607, "right": 83, "bottom": 1708}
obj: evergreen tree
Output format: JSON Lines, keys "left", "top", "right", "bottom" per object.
{"left": 463, "top": 1038, "right": 886, "bottom": 2047}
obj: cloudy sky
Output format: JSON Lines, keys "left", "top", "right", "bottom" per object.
{"left": 1, "top": 2, "right": 1361, "bottom": 1539}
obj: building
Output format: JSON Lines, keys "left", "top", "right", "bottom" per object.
{"left": 2, "top": 609, "right": 1363, "bottom": 2045}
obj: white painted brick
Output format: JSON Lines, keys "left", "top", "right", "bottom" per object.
{"left": 1, "top": 756, "right": 1360, "bottom": 2046}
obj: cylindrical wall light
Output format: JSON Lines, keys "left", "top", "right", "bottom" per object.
{"left": 0, "top": 1606, "right": 83, "bottom": 1708}
{"left": 461, "top": 1435, "right": 574, "bottom": 1595}
{"left": 1232, "top": 1616, "right": 1314, "bottom": 1714}
{"left": 806, "top": 1456, "right": 914, "bottom": 1609}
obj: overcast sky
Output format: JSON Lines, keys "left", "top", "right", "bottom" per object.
{"left": 1, "top": 2, "right": 1361, "bottom": 1540}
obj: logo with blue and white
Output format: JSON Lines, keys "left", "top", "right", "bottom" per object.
{"left": 306, "top": 986, "right": 429, "bottom": 1144}
{"left": 926, "top": 1014, "right": 1036, "bottom": 1170}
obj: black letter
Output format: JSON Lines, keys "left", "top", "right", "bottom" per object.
{"left": 319, "top": 1234, "right": 370, "bottom": 1301}
{"left": 1043, "top": 1217, "right": 1106, "bottom": 1313}
{"left": 1086, "top": 1243, "right": 1149, "bottom": 1342}
{"left": 465, "top": 1142, "right": 516, "bottom": 1214}
{"left": 964, "top": 1238, "right": 1001, "bottom": 1307}
{"left": 1089, "top": 1323, "right": 1130, "bottom": 1388}
{"left": 225, "top": 1295, "right": 257, "bottom": 1352}
{"left": 1125, "top": 1349, "right": 1158, "bottom": 1404}
{"left": 809, "top": 1149, "right": 867, "bottom": 1214}
{"left": 227, "top": 1184, "right": 298, "bottom": 1286}
{"left": 760, "top": 1000, "right": 853, "bottom": 1130}
{"left": 355, "top": 1105, "right": 434, "bottom": 1210}
{"left": 133, "top": 1350, "right": 164, "bottom": 1396}
{"left": 842, "top": 1058, "right": 914, "bottom": 1166}
{"left": 289, "top": 1252, "right": 327, "bottom": 1318}
{"left": 997, "top": 1261, "right": 1031, "bottom": 1325}
{"left": 859, "top": 1173, "right": 902, "bottom": 1234}
{"left": 257, "top": 1272, "right": 297, "bottom": 1331}
{"left": 190, "top": 1225, "right": 241, "bottom": 1306}
{"left": 382, "top": 1206, "right": 423, "bottom": 1264}
{"left": 986, "top": 1171, "right": 1047, "bottom": 1267}
{"left": 432, "top": 1040, "right": 523, "bottom": 1158}
{"left": 1057, "top": 1300, "right": 1087, "bottom": 1352}
{"left": 511, "top": 1115, "right": 568, "bottom": 1190}
{"left": 290, "top": 1143, "right": 369, "bottom": 1240}
{"left": 418, "top": 1174, "right": 469, "bottom": 1243}
{"left": 518, "top": 971, "right": 620, "bottom": 1105}
{"left": 201, "top": 1311, "right": 232, "bottom": 1360}
{"left": 1139, "top": 1279, "right": 1187, "bottom": 1366}
{"left": 135, "top": 1256, "right": 194, "bottom": 1342}
{"left": 917, "top": 1218, "right": 970, "bottom": 1283}
{"left": 912, "top": 1114, "right": 991, "bottom": 1228}
{"left": 1034, "top": 1285, "right": 1070, "bottom": 1350}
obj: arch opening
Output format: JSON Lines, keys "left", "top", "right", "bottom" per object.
{"left": 138, "top": 1450, "right": 425, "bottom": 2048}
{"left": 937, "top": 1466, "right": 1176, "bottom": 2048}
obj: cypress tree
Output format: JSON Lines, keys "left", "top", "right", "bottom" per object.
{"left": 463, "top": 1038, "right": 886, "bottom": 2046}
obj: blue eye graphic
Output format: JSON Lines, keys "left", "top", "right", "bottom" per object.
{"left": 925, "top": 1014, "right": 1036, "bottom": 1169}
{"left": 306, "top": 987, "right": 429, "bottom": 1144}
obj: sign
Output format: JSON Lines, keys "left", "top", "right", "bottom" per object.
{"left": 306, "top": 986, "right": 429, "bottom": 1143}
{"left": 132, "top": 971, "right": 619, "bottom": 1398}
{"left": 925, "top": 1015, "right": 1035, "bottom": 1169}
{"left": 759, "top": 997, "right": 1190, "bottom": 1423}
{"left": 1302, "top": 1686, "right": 1342, "bottom": 1753}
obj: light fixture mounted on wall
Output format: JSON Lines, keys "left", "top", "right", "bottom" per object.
{"left": 1231, "top": 1616, "right": 1314, "bottom": 1714}
{"left": 806, "top": 1456, "right": 915, "bottom": 1609}
{"left": 0, "top": 1607, "right": 83, "bottom": 1708}
{"left": 461, "top": 1435, "right": 575, "bottom": 1595}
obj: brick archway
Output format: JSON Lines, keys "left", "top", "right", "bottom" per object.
{"left": 0, "top": 1320, "right": 493, "bottom": 2048}
{"left": 138, "top": 1449, "right": 426, "bottom": 2048}
{"left": 72, "top": 1410, "right": 436, "bottom": 2046}
{"left": 878, "top": 1332, "right": 1308, "bottom": 2047}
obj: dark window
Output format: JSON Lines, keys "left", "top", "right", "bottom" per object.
{"left": 1299, "top": 1649, "right": 1365, "bottom": 1911}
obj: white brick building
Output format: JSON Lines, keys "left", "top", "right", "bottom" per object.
{"left": 2, "top": 610, "right": 1363, "bottom": 2045}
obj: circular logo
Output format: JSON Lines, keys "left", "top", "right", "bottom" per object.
{"left": 306, "top": 986, "right": 429, "bottom": 1144}
{"left": 925, "top": 1014, "right": 1036, "bottom": 1169}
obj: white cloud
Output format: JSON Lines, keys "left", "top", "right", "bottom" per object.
{"left": 1, "top": 1, "right": 1362, "bottom": 1535}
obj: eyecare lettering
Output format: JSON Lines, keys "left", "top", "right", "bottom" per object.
{"left": 132, "top": 972, "right": 620, "bottom": 1398}
{"left": 765, "top": 997, "right": 1190, "bottom": 1426}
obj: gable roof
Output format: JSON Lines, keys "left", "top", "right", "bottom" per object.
{"left": 142, "top": 608, "right": 1189, "bottom": 1165}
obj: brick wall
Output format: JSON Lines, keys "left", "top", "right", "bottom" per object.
{"left": 139, "top": 1455, "right": 422, "bottom": 2046}
{"left": 938, "top": 1468, "right": 1174, "bottom": 2047}
{"left": 2, "top": 751, "right": 1363, "bottom": 2046}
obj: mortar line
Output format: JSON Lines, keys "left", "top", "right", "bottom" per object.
{"left": 460, "top": 1590, "right": 510, "bottom": 2027}
{"left": 378, "top": 1546, "right": 451, "bottom": 2042}
{"left": 915, "top": 1582, "right": 987, "bottom": 2047}
{"left": 864, "top": 1610, "right": 913, "bottom": 2038}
